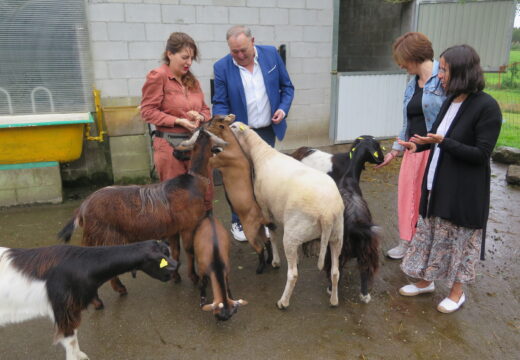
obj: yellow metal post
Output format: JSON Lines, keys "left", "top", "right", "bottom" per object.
{"left": 86, "top": 88, "right": 107, "bottom": 142}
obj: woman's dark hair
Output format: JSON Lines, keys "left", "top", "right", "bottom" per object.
{"left": 162, "top": 32, "right": 199, "bottom": 90}
{"left": 392, "top": 32, "right": 434, "bottom": 66}
{"left": 440, "top": 44, "right": 485, "bottom": 96}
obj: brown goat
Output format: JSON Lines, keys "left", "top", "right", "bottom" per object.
{"left": 194, "top": 210, "right": 247, "bottom": 321}
{"left": 206, "top": 114, "right": 273, "bottom": 274}
{"left": 58, "top": 127, "right": 227, "bottom": 309}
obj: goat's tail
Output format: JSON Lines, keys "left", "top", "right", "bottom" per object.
{"left": 353, "top": 224, "right": 382, "bottom": 279}
{"left": 57, "top": 216, "right": 77, "bottom": 243}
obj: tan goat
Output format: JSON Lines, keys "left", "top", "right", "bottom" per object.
{"left": 206, "top": 114, "right": 273, "bottom": 274}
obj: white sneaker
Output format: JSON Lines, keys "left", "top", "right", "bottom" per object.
{"left": 387, "top": 240, "right": 410, "bottom": 259}
{"left": 231, "top": 222, "right": 247, "bottom": 242}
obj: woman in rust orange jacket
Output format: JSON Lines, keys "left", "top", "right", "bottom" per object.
{"left": 141, "top": 32, "right": 211, "bottom": 180}
{"left": 141, "top": 32, "right": 212, "bottom": 207}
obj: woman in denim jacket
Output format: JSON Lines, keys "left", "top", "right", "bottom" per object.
{"left": 376, "top": 32, "right": 446, "bottom": 259}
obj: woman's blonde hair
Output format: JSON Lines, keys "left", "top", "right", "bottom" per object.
{"left": 162, "top": 32, "right": 199, "bottom": 90}
{"left": 392, "top": 32, "right": 434, "bottom": 66}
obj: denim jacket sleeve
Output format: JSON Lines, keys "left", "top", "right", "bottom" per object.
{"left": 392, "top": 60, "right": 446, "bottom": 151}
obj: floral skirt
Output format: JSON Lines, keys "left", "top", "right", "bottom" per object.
{"left": 401, "top": 216, "right": 482, "bottom": 287}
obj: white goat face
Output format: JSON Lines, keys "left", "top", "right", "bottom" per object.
{"left": 229, "top": 122, "right": 249, "bottom": 137}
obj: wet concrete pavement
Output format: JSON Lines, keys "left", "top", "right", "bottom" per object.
{"left": 1, "top": 142, "right": 519, "bottom": 360}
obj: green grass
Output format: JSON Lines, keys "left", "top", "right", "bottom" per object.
{"left": 509, "top": 50, "right": 520, "bottom": 63}
{"left": 484, "top": 50, "right": 520, "bottom": 88}
{"left": 485, "top": 50, "right": 520, "bottom": 149}
{"left": 496, "top": 112, "right": 520, "bottom": 148}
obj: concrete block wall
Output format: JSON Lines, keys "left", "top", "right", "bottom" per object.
{"left": 0, "top": 163, "right": 62, "bottom": 207}
{"left": 109, "top": 135, "right": 152, "bottom": 183}
{"left": 87, "top": 0, "right": 334, "bottom": 150}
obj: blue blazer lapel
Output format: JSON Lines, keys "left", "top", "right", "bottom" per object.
{"left": 257, "top": 48, "right": 275, "bottom": 114}
{"left": 229, "top": 61, "right": 247, "bottom": 120}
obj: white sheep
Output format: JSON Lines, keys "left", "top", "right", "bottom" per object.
{"left": 229, "top": 122, "right": 344, "bottom": 309}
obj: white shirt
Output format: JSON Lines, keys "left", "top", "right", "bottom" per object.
{"left": 232, "top": 47, "right": 271, "bottom": 129}
{"left": 426, "top": 101, "right": 463, "bottom": 190}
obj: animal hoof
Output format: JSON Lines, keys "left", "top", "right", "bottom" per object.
{"left": 271, "top": 261, "right": 280, "bottom": 269}
{"left": 79, "top": 351, "right": 90, "bottom": 360}
{"left": 359, "top": 293, "right": 372, "bottom": 303}
{"left": 276, "top": 300, "right": 288, "bottom": 310}
{"left": 330, "top": 300, "right": 339, "bottom": 308}
{"left": 256, "top": 264, "right": 265, "bottom": 274}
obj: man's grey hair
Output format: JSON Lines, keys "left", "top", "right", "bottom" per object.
{"left": 226, "top": 25, "right": 252, "bottom": 41}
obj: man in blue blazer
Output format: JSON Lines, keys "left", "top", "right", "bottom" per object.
{"left": 213, "top": 25, "right": 294, "bottom": 146}
{"left": 212, "top": 25, "right": 294, "bottom": 241}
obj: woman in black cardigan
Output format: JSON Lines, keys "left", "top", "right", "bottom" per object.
{"left": 396, "top": 44, "right": 502, "bottom": 313}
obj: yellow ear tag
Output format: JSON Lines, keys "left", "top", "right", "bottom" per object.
{"left": 349, "top": 152, "right": 353, "bottom": 159}
{"left": 239, "top": 124, "right": 245, "bottom": 131}
{"left": 374, "top": 151, "right": 379, "bottom": 158}
{"left": 357, "top": 137, "right": 364, "bottom": 140}
{"left": 160, "top": 258, "right": 168, "bottom": 268}
{"left": 352, "top": 147, "right": 356, "bottom": 152}
{"left": 382, "top": 146, "right": 386, "bottom": 150}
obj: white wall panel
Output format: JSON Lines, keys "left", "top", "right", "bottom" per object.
{"left": 335, "top": 73, "right": 408, "bottom": 142}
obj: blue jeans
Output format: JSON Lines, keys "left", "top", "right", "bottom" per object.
{"left": 231, "top": 125, "right": 275, "bottom": 224}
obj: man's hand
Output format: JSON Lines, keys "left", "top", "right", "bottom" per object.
{"left": 271, "top": 109, "right": 286, "bottom": 124}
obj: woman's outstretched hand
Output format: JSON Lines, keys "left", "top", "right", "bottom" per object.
{"left": 397, "top": 139, "right": 417, "bottom": 153}
{"left": 410, "top": 133, "right": 444, "bottom": 144}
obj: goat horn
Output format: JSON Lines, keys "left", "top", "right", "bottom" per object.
{"left": 237, "top": 299, "right": 248, "bottom": 306}
{"left": 179, "top": 129, "right": 201, "bottom": 148}
{"left": 218, "top": 302, "right": 224, "bottom": 309}
{"left": 204, "top": 129, "right": 228, "bottom": 147}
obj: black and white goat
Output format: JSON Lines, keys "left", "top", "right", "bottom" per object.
{"left": 0, "top": 240, "right": 177, "bottom": 360}
{"left": 292, "top": 136, "right": 384, "bottom": 303}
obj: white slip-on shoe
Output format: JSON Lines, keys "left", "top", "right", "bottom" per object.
{"left": 437, "top": 293, "right": 465, "bottom": 313}
{"left": 399, "top": 282, "right": 435, "bottom": 296}
{"left": 387, "top": 240, "right": 410, "bottom": 260}
{"left": 231, "top": 222, "right": 247, "bottom": 242}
